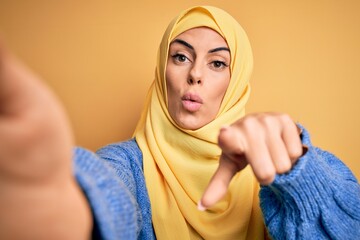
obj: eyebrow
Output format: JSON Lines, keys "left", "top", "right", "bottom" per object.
{"left": 171, "top": 39, "right": 230, "bottom": 54}
{"left": 208, "top": 47, "right": 230, "bottom": 53}
{"left": 172, "top": 39, "right": 194, "bottom": 50}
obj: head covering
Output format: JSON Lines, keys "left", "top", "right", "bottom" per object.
{"left": 134, "top": 6, "right": 264, "bottom": 239}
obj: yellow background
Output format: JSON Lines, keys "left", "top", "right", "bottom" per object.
{"left": 0, "top": 0, "right": 359, "bottom": 178}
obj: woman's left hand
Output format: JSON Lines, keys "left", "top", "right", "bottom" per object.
{"left": 199, "top": 113, "right": 304, "bottom": 210}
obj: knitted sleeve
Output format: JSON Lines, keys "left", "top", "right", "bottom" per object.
{"left": 96, "top": 139, "right": 154, "bottom": 240}
{"left": 259, "top": 127, "right": 360, "bottom": 240}
{"left": 73, "top": 144, "right": 141, "bottom": 240}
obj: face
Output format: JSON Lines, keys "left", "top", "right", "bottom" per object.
{"left": 166, "top": 27, "right": 231, "bottom": 130}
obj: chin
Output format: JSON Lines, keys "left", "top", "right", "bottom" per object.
{"left": 176, "top": 119, "right": 205, "bottom": 130}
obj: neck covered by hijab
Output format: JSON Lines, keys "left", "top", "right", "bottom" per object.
{"left": 134, "top": 6, "right": 264, "bottom": 239}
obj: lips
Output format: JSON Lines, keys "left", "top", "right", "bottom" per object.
{"left": 181, "top": 93, "right": 203, "bottom": 112}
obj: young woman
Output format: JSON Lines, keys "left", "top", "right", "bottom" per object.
{"left": 0, "top": 6, "right": 359, "bottom": 240}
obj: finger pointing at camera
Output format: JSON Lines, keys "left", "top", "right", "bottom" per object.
{"left": 199, "top": 113, "right": 303, "bottom": 210}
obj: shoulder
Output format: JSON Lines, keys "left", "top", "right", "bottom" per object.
{"left": 96, "top": 138, "right": 142, "bottom": 159}
{"left": 96, "top": 139, "right": 154, "bottom": 239}
{"left": 96, "top": 138, "right": 143, "bottom": 169}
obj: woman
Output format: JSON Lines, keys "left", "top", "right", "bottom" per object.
{"left": 0, "top": 6, "right": 359, "bottom": 240}
{"left": 130, "top": 6, "right": 276, "bottom": 239}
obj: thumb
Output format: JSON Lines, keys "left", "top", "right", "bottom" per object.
{"left": 0, "top": 40, "right": 47, "bottom": 116}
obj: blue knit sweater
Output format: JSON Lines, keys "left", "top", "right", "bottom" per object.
{"left": 73, "top": 127, "right": 360, "bottom": 239}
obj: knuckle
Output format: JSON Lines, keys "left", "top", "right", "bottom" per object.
{"left": 277, "top": 113, "right": 292, "bottom": 123}
{"left": 258, "top": 169, "right": 276, "bottom": 185}
{"left": 217, "top": 130, "right": 228, "bottom": 147}
{"left": 288, "top": 145, "right": 304, "bottom": 159}
{"left": 218, "top": 127, "right": 245, "bottom": 154}
{"left": 276, "top": 160, "right": 292, "bottom": 174}
{"left": 241, "top": 115, "right": 256, "bottom": 128}
{"left": 241, "top": 115, "right": 261, "bottom": 134}
{"left": 259, "top": 115, "right": 276, "bottom": 129}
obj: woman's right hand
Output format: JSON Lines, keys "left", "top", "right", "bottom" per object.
{"left": 0, "top": 42, "right": 91, "bottom": 239}
{"left": 199, "top": 113, "right": 304, "bottom": 210}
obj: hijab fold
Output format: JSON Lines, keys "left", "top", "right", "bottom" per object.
{"left": 134, "top": 6, "right": 264, "bottom": 239}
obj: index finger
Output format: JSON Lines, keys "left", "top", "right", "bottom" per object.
{"left": 198, "top": 154, "right": 238, "bottom": 211}
{"left": 198, "top": 126, "right": 247, "bottom": 210}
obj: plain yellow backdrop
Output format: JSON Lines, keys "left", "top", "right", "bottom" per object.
{"left": 0, "top": 0, "right": 359, "bottom": 179}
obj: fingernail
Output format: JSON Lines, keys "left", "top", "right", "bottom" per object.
{"left": 197, "top": 201, "right": 207, "bottom": 211}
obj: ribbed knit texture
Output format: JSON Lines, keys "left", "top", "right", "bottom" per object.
{"left": 96, "top": 140, "right": 155, "bottom": 240}
{"left": 260, "top": 126, "right": 360, "bottom": 239}
{"left": 73, "top": 139, "right": 155, "bottom": 240}
{"left": 73, "top": 128, "right": 359, "bottom": 239}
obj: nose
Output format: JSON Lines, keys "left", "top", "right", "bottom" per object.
{"left": 187, "top": 78, "right": 201, "bottom": 85}
{"left": 187, "top": 62, "right": 203, "bottom": 85}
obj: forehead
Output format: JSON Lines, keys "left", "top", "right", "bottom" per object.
{"left": 171, "top": 27, "right": 228, "bottom": 49}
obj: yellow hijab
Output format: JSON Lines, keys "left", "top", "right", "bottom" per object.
{"left": 134, "top": 6, "right": 264, "bottom": 239}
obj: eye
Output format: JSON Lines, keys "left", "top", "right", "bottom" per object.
{"left": 209, "top": 60, "right": 228, "bottom": 70}
{"left": 171, "top": 54, "right": 190, "bottom": 64}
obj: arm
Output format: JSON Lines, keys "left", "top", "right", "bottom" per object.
{"left": 198, "top": 113, "right": 359, "bottom": 239}
{"left": 260, "top": 127, "right": 360, "bottom": 239}
{"left": 0, "top": 42, "right": 91, "bottom": 239}
{"left": 96, "top": 140, "right": 155, "bottom": 239}
{"left": 74, "top": 146, "right": 142, "bottom": 239}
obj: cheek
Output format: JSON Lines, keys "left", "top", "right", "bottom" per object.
{"left": 213, "top": 74, "right": 230, "bottom": 103}
{"left": 166, "top": 64, "right": 186, "bottom": 96}
{"left": 165, "top": 65, "right": 178, "bottom": 108}
{"left": 165, "top": 68, "right": 173, "bottom": 97}
{"left": 165, "top": 63, "right": 176, "bottom": 90}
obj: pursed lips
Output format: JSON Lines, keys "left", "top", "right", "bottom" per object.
{"left": 181, "top": 93, "right": 203, "bottom": 112}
